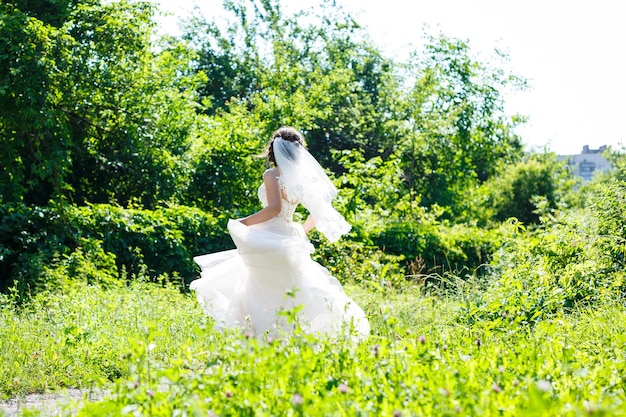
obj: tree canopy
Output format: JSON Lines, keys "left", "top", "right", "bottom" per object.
{"left": 1, "top": 0, "right": 526, "bottom": 210}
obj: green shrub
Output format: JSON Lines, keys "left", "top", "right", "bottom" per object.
{"left": 588, "top": 179, "right": 626, "bottom": 278}
{"left": 0, "top": 203, "right": 229, "bottom": 296}
{"left": 312, "top": 234, "right": 407, "bottom": 291}
{"left": 333, "top": 150, "right": 504, "bottom": 281}
{"left": 67, "top": 204, "right": 230, "bottom": 286}
{"left": 477, "top": 153, "right": 576, "bottom": 225}
{"left": 185, "top": 112, "right": 268, "bottom": 217}
{"left": 465, "top": 179, "right": 626, "bottom": 328}
{"left": 372, "top": 219, "right": 503, "bottom": 279}
{"left": 0, "top": 203, "right": 72, "bottom": 294}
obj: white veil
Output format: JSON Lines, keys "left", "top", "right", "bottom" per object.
{"left": 272, "top": 137, "right": 351, "bottom": 242}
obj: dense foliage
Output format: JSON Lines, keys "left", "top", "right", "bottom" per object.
{"left": 0, "top": 0, "right": 537, "bottom": 295}
{"left": 0, "top": 203, "right": 230, "bottom": 294}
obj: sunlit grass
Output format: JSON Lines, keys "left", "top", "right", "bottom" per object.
{"left": 2, "top": 277, "right": 626, "bottom": 416}
{"left": 0, "top": 279, "right": 210, "bottom": 399}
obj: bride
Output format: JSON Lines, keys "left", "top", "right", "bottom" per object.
{"left": 190, "top": 127, "right": 370, "bottom": 338}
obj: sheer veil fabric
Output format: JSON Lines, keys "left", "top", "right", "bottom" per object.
{"left": 272, "top": 137, "right": 351, "bottom": 243}
{"left": 190, "top": 138, "right": 369, "bottom": 339}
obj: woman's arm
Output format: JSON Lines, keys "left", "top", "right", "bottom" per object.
{"left": 303, "top": 215, "right": 315, "bottom": 233}
{"left": 240, "top": 169, "right": 282, "bottom": 226}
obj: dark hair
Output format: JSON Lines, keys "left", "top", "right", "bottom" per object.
{"left": 264, "top": 126, "right": 305, "bottom": 166}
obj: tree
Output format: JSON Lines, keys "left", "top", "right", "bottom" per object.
{"left": 8, "top": 0, "right": 78, "bottom": 27}
{"left": 64, "top": 0, "right": 201, "bottom": 208}
{"left": 400, "top": 35, "right": 526, "bottom": 212}
{"left": 184, "top": 0, "right": 403, "bottom": 171}
{"left": 0, "top": 0, "right": 203, "bottom": 208}
{"left": 0, "top": 3, "right": 74, "bottom": 204}
{"left": 480, "top": 153, "right": 576, "bottom": 225}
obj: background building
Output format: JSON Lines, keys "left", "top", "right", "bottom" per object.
{"left": 559, "top": 145, "right": 612, "bottom": 181}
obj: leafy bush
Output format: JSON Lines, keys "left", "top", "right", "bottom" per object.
{"left": 331, "top": 149, "right": 505, "bottom": 281}
{"left": 67, "top": 204, "right": 230, "bottom": 286}
{"left": 312, "top": 234, "right": 406, "bottom": 291}
{"left": 476, "top": 153, "right": 577, "bottom": 225}
{"left": 0, "top": 203, "right": 229, "bottom": 296}
{"left": 586, "top": 179, "right": 626, "bottom": 286}
{"left": 185, "top": 111, "right": 268, "bottom": 217}
{"left": 372, "top": 219, "right": 502, "bottom": 280}
{"left": 0, "top": 203, "right": 73, "bottom": 294}
{"left": 463, "top": 180, "right": 626, "bottom": 328}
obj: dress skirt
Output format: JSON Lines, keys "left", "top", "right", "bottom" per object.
{"left": 190, "top": 219, "right": 369, "bottom": 338}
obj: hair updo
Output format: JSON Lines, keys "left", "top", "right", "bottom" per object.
{"left": 265, "top": 126, "right": 305, "bottom": 166}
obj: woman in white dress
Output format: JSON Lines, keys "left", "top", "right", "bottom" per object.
{"left": 190, "top": 127, "right": 369, "bottom": 339}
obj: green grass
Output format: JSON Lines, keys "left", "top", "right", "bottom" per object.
{"left": 0, "top": 279, "right": 210, "bottom": 398}
{"left": 1, "top": 279, "right": 625, "bottom": 416}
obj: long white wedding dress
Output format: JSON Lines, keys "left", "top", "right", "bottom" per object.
{"left": 190, "top": 175, "right": 370, "bottom": 339}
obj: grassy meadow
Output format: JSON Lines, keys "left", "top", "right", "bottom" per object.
{"left": 1, "top": 275, "right": 625, "bottom": 416}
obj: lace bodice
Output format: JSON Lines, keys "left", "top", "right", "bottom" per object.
{"left": 258, "top": 177, "right": 299, "bottom": 222}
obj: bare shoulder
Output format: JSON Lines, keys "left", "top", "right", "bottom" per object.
{"left": 263, "top": 168, "right": 279, "bottom": 180}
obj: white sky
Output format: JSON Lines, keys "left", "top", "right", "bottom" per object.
{"left": 147, "top": 0, "right": 626, "bottom": 155}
